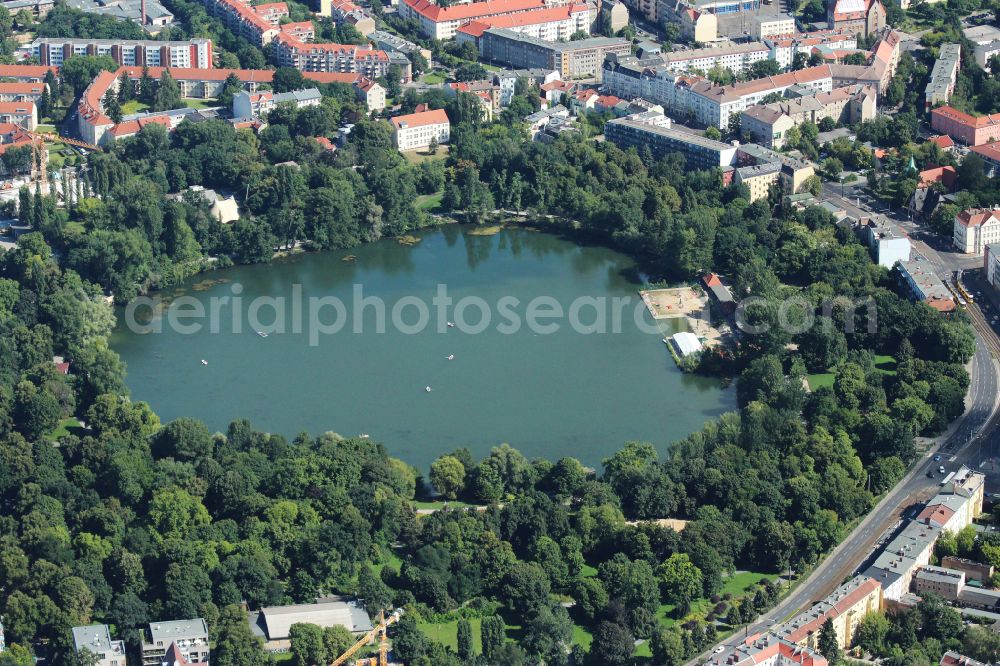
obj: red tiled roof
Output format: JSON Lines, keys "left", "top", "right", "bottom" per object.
{"left": 0, "top": 64, "right": 58, "bottom": 80}
{"left": 120, "top": 66, "right": 276, "bottom": 83}
{"left": 929, "top": 134, "right": 955, "bottom": 149}
{"left": 971, "top": 142, "right": 1000, "bottom": 162}
{"left": 0, "top": 101, "right": 34, "bottom": 115}
{"left": 314, "top": 136, "right": 336, "bottom": 150}
{"left": 302, "top": 71, "right": 362, "bottom": 84}
{"left": 0, "top": 82, "right": 46, "bottom": 95}
{"left": 403, "top": 0, "right": 544, "bottom": 22}
{"left": 455, "top": 3, "right": 589, "bottom": 35}
{"left": 955, "top": 208, "right": 1000, "bottom": 228}
{"left": 390, "top": 108, "right": 449, "bottom": 129}
{"left": 703, "top": 273, "right": 723, "bottom": 287}
{"left": 932, "top": 105, "right": 1000, "bottom": 129}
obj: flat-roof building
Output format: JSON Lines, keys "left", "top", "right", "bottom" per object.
{"left": 249, "top": 600, "right": 374, "bottom": 653}
{"left": 925, "top": 43, "right": 961, "bottom": 112}
{"left": 479, "top": 29, "right": 629, "bottom": 80}
{"left": 141, "top": 620, "right": 209, "bottom": 666}
{"left": 72, "top": 626, "right": 127, "bottom": 666}
{"left": 604, "top": 111, "right": 738, "bottom": 169}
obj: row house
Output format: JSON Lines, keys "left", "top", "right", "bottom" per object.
{"left": 454, "top": 4, "right": 595, "bottom": 49}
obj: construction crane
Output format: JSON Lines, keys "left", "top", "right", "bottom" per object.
{"left": 330, "top": 609, "right": 402, "bottom": 666}
{"left": 23, "top": 130, "right": 100, "bottom": 189}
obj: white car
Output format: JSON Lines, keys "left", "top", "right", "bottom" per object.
{"left": 714, "top": 646, "right": 726, "bottom": 654}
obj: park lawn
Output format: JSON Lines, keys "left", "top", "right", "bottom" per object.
{"left": 182, "top": 97, "right": 221, "bottom": 109}
{"left": 580, "top": 563, "right": 598, "bottom": 578}
{"left": 121, "top": 100, "right": 150, "bottom": 115}
{"left": 35, "top": 124, "right": 56, "bottom": 134}
{"left": 415, "top": 191, "right": 443, "bottom": 212}
{"left": 721, "top": 571, "right": 777, "bottom": 598}
{"left": 572, "top": 624, "right": 593, "bottom": 650}
{"left": 272, "top": 652, "right": 294, "bottom": 663}
{"left": 372, "top": 550, "right": 404, "bottom": 577}
{"left": 417, "top": 617, "right": 482, "bottom": 654}
{"left": 808, "top": 355, "right": 895, "bottom": 390}
{"left": 403, "top": 145, "right": 449, "bottom": 165}
{"left": 422, "top": 73, "right": 445, "bottom": 84}
{"left": 49, "top": 417, "right": 83, "bottom": 440}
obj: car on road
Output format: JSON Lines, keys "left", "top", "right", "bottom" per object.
{"left": 934, "top": 455, "right": 941, "bottom": 461}
{"left": 714, "top": 647, "right": 726, "bottom": 654}
{"left": 939, "top": 465, "right": 947, "bottom": 473}
{"left": 927, "top": 471, "right": 935, "bottom": 478}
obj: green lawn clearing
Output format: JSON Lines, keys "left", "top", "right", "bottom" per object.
{"left": 182, "top": 97, "right": 221, "bottom": 109}
{"left": 417, "top": 617, "right": 482, "bottom": 654}
{"left": 416, "top": 191, "right": 443, "bottom": 212}
{"left": 409, "top": 498, "right": 480, "bottom": 510}
{"left": 403, "top": 145, "right": 449, "bottom": 164}
{"left": 422, "top": 73, "right": 445, "bottom": 84}
{"left": 49, "top": 417, "right": 83, "bottom": 440}
{"left": 807, "top": 355, "right": 895, "bottom": 391}
{"left": 121, "top": 100, "right": 150, "bottom": 115}
{"left": 572, "top": 623, "right": 593, "bottom": 650}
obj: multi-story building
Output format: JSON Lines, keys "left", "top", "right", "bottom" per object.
{"left": 326, "top": 0, "right": 376, "bottom": 36}
{"left": 249, "top": 600, "right": 375, "bottom": 652}
{"left": 390, "top": 108, "right": 450, "bottom": 151}
{"left": 600, "top": 0, "right": 629, "bottom": 33}
{"left": 734, "top": 161, "right": 780, "bottom": 202}
{"left": 0, "top": 82, "right": 47, "bottom": 103}
{"left": 0, "top": 64, "right": 58, "bottom": 82}
{"left": 986, "top": 243, "right": 1000, "bottom": 290}
{"left": 764, "top": 29, "right": 857, "bottom": 70}
{"left": 65, "top": 0, "right": 175, "bottom": 30}
{"left": 752, "top": 13, "right": 796, "bottom": 39}
{"left": 0, "top": 101, "right": 36, "bottom": 130}
{"left": 279, "top": 21, "right": 315, "bottom": 41}
{"left": 233, "top": 88, "right": 322, "bottom": 118}
{"left": 919, "top": 466, "right": 985, "bottom": 529}
{"left": 196, "top": 0, "right": 278, "bottom": 46}
{"left": 740, "top": 84, "right": 875, "bottom": 148}
{"left": 117, "top": 65, "right": 273, "bottom": 97}
{"left": 932, "top": 106, "right": 1000, "bottom": 145}
{"left": 863, "top": 520, "right": 940, "bottom": 600}
{"left": 479, "top": 29, "right": 630, "bottom": 81}
{"left": 455, "top": 4, "right": 596, "bottom": 48}
{"left": 141, "top": 620, "right": 210, "bottom": 666}
{"left": 369, "top": 30, "right": 432, "bottom": 64}
{"left": 604, "top": 111, "right": 738, "bottom": 168}
{"left": 775, "top": 576, "right": 882, "bottom": 651}
{"left": 827, "top": 0, "right": 885, "bottom": 36}
{"left": 400, "top": 0, "right": 547, "bottom": 40}
{"left": 655, "top": 41, "right": 771, "bottom": 75}
{"left": 621, "top": 0, "right": 656, "bottom": 23}
{"left": 301, "top": 71, "right": 386, "bottom": 110}
{"left": 954, "top": 208, "right": 1000, "bottom": 254}
{"left": 913, "top": 566, "right": 965, "bottom": 599}
{"left": 941, "top": 555, "right": 994, "bottom": 582}
{"left": 896, "top": 260, "right": 956, "bottom": 312}
{"left": 858, "top": 215, "right": 911, "bottom": 268}
{"left": 941, "top": 652, "right": 990, "bottom": 666}
{"left": 705, "top": 633, "right": 828, "bottom": 666}
{"left": 72, "top": 626, "right": 127, "bottom": 666}
{"left": 273, "top": 34, "right": 396, "bottom": 78}
{"left": 925, "top": 43, "right": 961, "bottom": 111}
{"left": 24, "top": 37, "right": 213, "bottom": 68}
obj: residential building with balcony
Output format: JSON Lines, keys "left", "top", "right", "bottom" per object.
{"left": 72, "top": 626, "right": 127, "bottom": 666}
{"left": 141, "top": 619, "right": 210, "bottom": 666}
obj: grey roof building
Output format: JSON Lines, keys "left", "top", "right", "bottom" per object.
{"left": 72, "top": 625, "right": 127, "bottom": 666}
{"left": 249, "top": 599, "right": 374, "bottom": 652}
{"left": 141, "top": 619, "right": 210, "bottom": 666}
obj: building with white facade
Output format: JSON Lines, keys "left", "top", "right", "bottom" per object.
{"left": 604, "top": 111, "right": 738, "bottom": 168}
{"left": 764, "top": 29, "right": 857, "bottom": 70}
{"left": 859, "top": 215, "right": 911, "bottom": 268}
{"left": 390, "top": 108, "right": 450, "bottom": 151}
{"left": 72, "top": 626, "right": 127, "bottom": 666}
{"left": 455, "top": 4, "right": 595, "bottom": 47}
{"left": 752, "top": 13, "right": 796, "bottom": 39}
{"left": 233, "top": 88, "right": 322, "bottom": 118}
{"left": 141, "top": 619, "right": 210, "bottom": 666}
{"left": 273, "top": 34, "right": 395, "bottom": 78}
{"left": 655, "top": 41, "right": 771, "bottom": 75}
{"left": 986, "top": 243, "right": 1000, "bottom": 291}
{"left": 925, "top": 43, "right": 961, "bottom": 111}
{"left": 24, "top": 37, "right": 212, "bottom": 68}
{"left": 399, "top": 0, "right": 547, "bottom": 39}
{"left": 954, "top": 208, "right": 1000, "bottom": 255}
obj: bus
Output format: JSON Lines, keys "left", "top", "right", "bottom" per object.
{"left": 940, "top": 471, "right": 956, "bottom": 486}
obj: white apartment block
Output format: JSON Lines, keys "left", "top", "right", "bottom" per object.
{"left": 25, "top": 37, "right": 212, "bottom": 68}
{"left": 400, "top": 0, "right": 547, "bottom": 39}
{"left": 765, "top": 30, "right": 857, "bottom": 70}
{"left": 656, "top": 41, "right": 771, "bottom": 75}
{"left": 455, "top": 4, "right": 595, "bottom": 45}
{"left": 954, "top": 208, "right": 1000, "bottom": 255}
{"left": 925, "top": 43, "right": 960, "bottom": 111}
{"left": 390, "top": 109, "right": 450, "bottom": 151}
{"left": 752, "top": 14, "right": 796, "bottom": 39}
{"left": 73, "top": 626, "right": 127, "bottom": 666}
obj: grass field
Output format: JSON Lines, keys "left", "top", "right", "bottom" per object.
{"left": 49, "top": 417, "right": 83, "bottom": 440}
{"left": 121, "top": 100, "right": 150, "bottom": 115}
{"left": 417, "top": 617, "right": 482, "bottom": 654}
{"left": 415, "top": 191, "right": 443, "bottom": 212}
{"left": 422, "top": 73, "right": 445, "bottom": 84}
{"left": 403, "top": 145, "right": 449, "bottom": 164}
{"left": 182, "top": 97, "right": 221, "bottom": 109}
{"left": 807, "top": 354, "right": 895, "bottom": 391}
{"left": 409, "top": 498, "right": 481, "bottom": 510}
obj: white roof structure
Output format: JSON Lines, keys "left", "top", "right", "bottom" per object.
{"left": 671, "top": 331, "right": 701, "bottom": 357}
{"left": 251, "top": 600, "right": 374, "bottom": 640}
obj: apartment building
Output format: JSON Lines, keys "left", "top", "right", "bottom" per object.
{"left": 656, "top": 0, "right": 718, "bottom": 42}
{"left": 604, "top": 111, "right": 738, "bottom": 168}
{"left": 941, "top": 652, "right": 990, "bottom": 666}
{"left": 0, "top": 64, "right": 58, "bottom": 82}
{"left": 455, "top": 4, "right": 595, "bottom": 48}
{"left": 0, "top": 82, "right": 47, "bottom": 103}
{"left": 827, "top": 0, "right": 885, "bottom": 35}
{"left": 390, "top": 108, "right": 450, "bottom": 151}
{"left": 858, "top": 215, "right": 911, "bottom": 268}
{"left": 896, "top": 260, "right": 956, "bottom": 312}
{"left": 932, "top": 106, "right": 1000, "bottom": 145}
{"left": 301, "top": 71, "right": 386, "bottom": 110}
{"left": 752, "top": 13, "right": 796, "bottom": 39}
{"left": 600, "top": 0, "right": 629, "bottom": 33}
{"left": 369, "top": 30, "right": 432, "bottom": 63}
{"left": 655, "top": 41, "right": 771, "bottom": 75}
{"left": 621, "top": 0, "right": 656, "bottom": 22}
{"left": 0, "top": 101, "right": 36, "bottom": 130}
{"left": 734, "top": 161, "right": 780, "bottom": 202}
{"left": 479, "top": 29, "right": 630, "bottom": 81}
{"left": 141, "top": 619, "right": 210, "bottom": 666}
{"left": 764, "top": 29, "right": 857, "bottom": 70}
{"left": 400, "top": 0, "right": 547, "bottom": 39}
{"left": 233, "top": 88, "right": 322, "bottom": 118}
{"left": 25, "top": 37, "right": 212, "bottom": 68}
{"left": 913, "top": 566, "right": 966, "bottom": 599}
{"left": 740, "top": 84, "right": 875, "bottom": 148}
{"left": 954, "top": 208, "right": 1000, "bottom": 254}
{"left": 196, "top": 0, "right": 278, "bottom": 46}
{"left": 986, "top": 243, "right": 1000, "bottom": 290}
{"left": 941, "top": 556, "right": 994, "bottom": 582}
{"left": 279, "top": 21, "right": 315, "bottom": 41}
{"left": 775, "top": 576, "right": 882, "bottom": 651}
{"left": 925, "top": 43, "right": 961, "bottom": 111}
{"left": 705, "top": 633, "right": 828, "bottom": 666}
{"left": 72, "top": 626, "right": 127, "bottom": 666}
{"left": 273, "top": 34, "right": 395, "bottom": 78}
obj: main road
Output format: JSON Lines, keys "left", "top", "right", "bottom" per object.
{"left": 690, "top": 188, "right": 1000, "bottom": 664}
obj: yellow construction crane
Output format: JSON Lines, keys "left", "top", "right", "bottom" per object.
{"left": 330, "top": 609, "right": 402, "bottom": 666}
{"left": 23, "top": 130, "right": 101, "bottom": 188}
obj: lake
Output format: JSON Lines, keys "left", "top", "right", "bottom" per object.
{"left": 111, "top": 226, "right": 735, "bottom": 472}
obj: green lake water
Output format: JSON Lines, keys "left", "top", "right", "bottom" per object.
{"left": 111, "top": 226, "right": 735, "bottom": 471}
